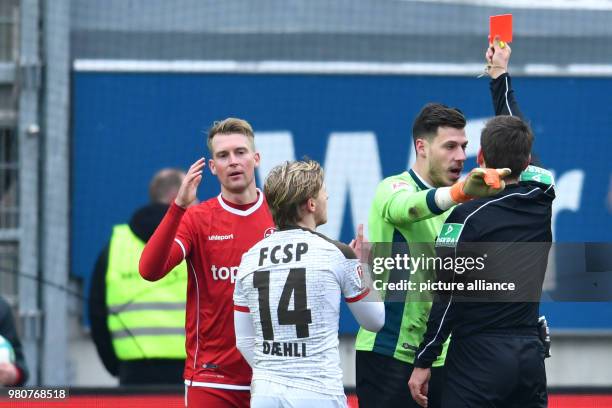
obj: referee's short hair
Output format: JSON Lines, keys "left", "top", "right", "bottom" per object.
{"left": 207, "top": 117, "right": 255, "bottom": 154}
{"left": 481, "top": 116, "right": 533, "bottom": 177}
{"left": 264, "top": 159, "right": 324, "bottom": 228}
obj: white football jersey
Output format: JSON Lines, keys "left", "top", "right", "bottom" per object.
{"left": 234, "top": 226, "right": 368, "bottom": 395}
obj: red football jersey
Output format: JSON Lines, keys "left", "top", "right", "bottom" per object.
{"left": 141, "top": 189, "right": 274, "bottom": 391}
{"left": 176, "top": 191, "right": 274, "bottom": 389}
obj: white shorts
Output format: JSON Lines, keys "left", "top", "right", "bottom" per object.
{"left": 250, "top": 379, "right": 347, "bottom": 408}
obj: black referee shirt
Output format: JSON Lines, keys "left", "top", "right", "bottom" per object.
{"left": 414, "top": 176, "right": 555, "bottom": 368}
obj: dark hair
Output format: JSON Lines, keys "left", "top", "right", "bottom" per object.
{"left": 480, "top": 116, "right": 533, "bottom": 177}
{"left": 412, "top": 103, "right": 466, "bottom": 148}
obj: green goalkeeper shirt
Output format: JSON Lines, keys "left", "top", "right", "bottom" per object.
{"left": 355, "top": 169, "right": 451, "bottom": 366}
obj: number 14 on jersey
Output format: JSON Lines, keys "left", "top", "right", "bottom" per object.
{"left": 254, "top": 268, "right": 312, "bottom": 357}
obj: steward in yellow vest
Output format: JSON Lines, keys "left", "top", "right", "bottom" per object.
{"left": 89, "top": 169, "right": 188, "bottom": 385}
{"left": 106, "top": 224, "right": 187, "bottom": 361}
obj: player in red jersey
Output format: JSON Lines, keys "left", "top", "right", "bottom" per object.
{"left": 139, "top": 118, "right": 274, "bottom": 407}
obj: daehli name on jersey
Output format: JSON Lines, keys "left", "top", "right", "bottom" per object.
{"left": 258, "top": 242, "right": 309, "bottom": 266}
{"left": 263, "top": 340, "right": 307, "bottom": 358}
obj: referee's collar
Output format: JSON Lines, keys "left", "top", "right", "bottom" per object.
{"left": 409, "top": 168, "right": 433, "bottom": 191}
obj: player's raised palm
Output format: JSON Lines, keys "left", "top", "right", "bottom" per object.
{"left": 350, "top": 223, "right": 369, "bottom": 262}
{"left": 175, "top": 157, "right": 205, "bottom": 208}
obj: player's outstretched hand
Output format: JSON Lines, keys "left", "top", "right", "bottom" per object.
{"left": 408, "top": 367, "right": 431, "bottom": 407}
{"left": 486, "top": 35, "right": 512, "bottom": 79}
{"left": 450, "top": 168, "right": 512, "bottom": 203}
{"left": 349, "top": 224, "right": 369, "bottom": 262}
{"left": 175, "top": 157, "right": 205, "bottom": 208}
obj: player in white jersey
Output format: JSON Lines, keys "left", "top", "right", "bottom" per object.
{"left": 234, "top": 159, "right": 385, "bottom": 408}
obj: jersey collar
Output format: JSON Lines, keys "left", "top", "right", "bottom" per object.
{"left": 217, "top": 188, "right": 264, "bottom": 216}
{"left": 278, "top": 224, "right": 316, "bottom": 233}
{"left": 409, "top": 169, "right": 433, "bottom": 191}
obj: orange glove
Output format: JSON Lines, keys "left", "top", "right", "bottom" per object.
{"left": 450, "top": 168, "right": 511, "bottom": 203}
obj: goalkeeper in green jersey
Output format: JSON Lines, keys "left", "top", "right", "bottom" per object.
{"left": 355, "top": 104, "right": 510, "bottom": 408}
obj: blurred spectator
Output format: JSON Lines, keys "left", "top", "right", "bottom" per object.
{"left": 0, "top": 296, "right": 28, "bottom": 386}
{"left": 88, "top": 169, "right": 188, "bottom": 385}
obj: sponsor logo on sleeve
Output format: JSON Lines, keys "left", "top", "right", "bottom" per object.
{"left": 356, "top": 264, "right": 364, "bottom": 279}
{"left": 519, "top": 165, "right": 555, "bottom": 186}
{"left": 355, "top": 264, "right": 365, "bottom": 289}
{"left": 436, "top": 223, "right": 464, "bottom": 247}
{"left": 391, "top": 181, "right": 414, "bottom": 192}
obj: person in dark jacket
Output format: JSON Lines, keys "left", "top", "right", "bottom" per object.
{"left": 88, "top": 168, "right": 189, "bottom": 385}
{"left": 410, "top": 117, "right": 553, "bottom": 408}
{"left": 409, "top": 39, "right": 552, "bottom": 408}
{"left": 0, "top": 296, "right": 29, "bottom": 386}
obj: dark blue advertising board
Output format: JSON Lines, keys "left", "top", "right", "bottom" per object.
{"left": 72, "top": 71, "right": 612, "bottom": 331}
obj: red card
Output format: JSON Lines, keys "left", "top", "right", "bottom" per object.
{"left": 489, "top": 14, "right": 513, "bottom": 44}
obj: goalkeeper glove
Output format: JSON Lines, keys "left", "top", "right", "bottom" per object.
{"left": 450, "top": 168, "right": 511, "bottom": 203}
{"left": 434, "top": 168, "right": 512, "bottom": 210}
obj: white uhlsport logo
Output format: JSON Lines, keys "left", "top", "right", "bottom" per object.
{"left": 208, "top": 234, "right": 234, "bottom": 241}
{"left": 264, "top": 227, "right": 276, "bottom": 238}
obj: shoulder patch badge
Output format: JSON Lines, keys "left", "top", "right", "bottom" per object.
{"left": 391, "top": 181, "right": 414, "bottom": 193}
{"left": 436, "top": 223, "right": 464, "bottom": 247}
{"left": 519, "top": 165, "right": 555, "bottom": 186}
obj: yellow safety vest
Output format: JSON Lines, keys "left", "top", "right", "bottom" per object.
{"left": 106, "top": 224, "right": 187, "bottom": 360}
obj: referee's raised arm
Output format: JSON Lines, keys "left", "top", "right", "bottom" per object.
{"left": 487, "top": 37, "right": 525, "bottom": 120}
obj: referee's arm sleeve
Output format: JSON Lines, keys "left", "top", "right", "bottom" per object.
{"left": 414, "top": 295, "right": 456, "bottom": 368}
{"left": 490, "top": 73, "right": 525, "bottom": 120}
{"left": 490, "top": 73, "right": 542, "bottom": 166}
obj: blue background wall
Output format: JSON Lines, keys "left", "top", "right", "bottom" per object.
{"left": 72, "top": 72, "right": 612, "bottom": 331}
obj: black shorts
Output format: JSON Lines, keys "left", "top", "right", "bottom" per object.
{"left": 442, "top": 334, "right": 547, "bottom": 408}
{"left": 356, "top": 350, "right": 446, "bottom": 408}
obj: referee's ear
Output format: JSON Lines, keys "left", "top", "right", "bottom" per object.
{"left": 477, "top": 149, "right": 486, "bottom": 167}
{"left": 523, "top": 154, "right": 532, "bottom": 171}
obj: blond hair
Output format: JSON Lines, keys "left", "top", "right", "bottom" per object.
{"left": 264, "top": 159, "right": 324, "bottom": 228}
{"left": 207, "top": 117, "right": 255, "bottom": 154}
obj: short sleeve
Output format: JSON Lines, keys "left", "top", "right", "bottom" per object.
{"left": 338, "top": 257, "right": 369, "bottom": 303}
{"left": 233, "top": 275, "right": 250, "bottom": 312}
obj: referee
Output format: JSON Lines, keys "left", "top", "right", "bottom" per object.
{"left": 409, "top": 114, "right": 554, "bottom": 407}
